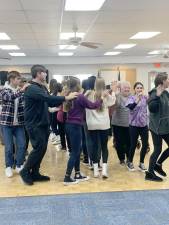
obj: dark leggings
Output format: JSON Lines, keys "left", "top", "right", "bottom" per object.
{"left": 129, "top": 126, "right": 148, "bottom": 163}
{"left": 88, "top": 129, "right": 109, "bottom": 163}
{"left": 113, "top": 125, "right": 130, "bottom": 161}
{"left": 148, "top": 131, "right": 169, "bottom": 173}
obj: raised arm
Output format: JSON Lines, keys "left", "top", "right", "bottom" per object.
{"left": 79, "top": 94, "right": 102, "bottom": 109}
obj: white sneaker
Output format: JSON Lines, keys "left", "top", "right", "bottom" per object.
{"left": 5, "top": 167, "right": 13, "bottom": 178}
{"left": 102, "top": 163, "right": 108, "bottom": 179}
{"left": 16, "top": 165, "right": 24, "bottom": 173}
{"left": 93, "top": 163, "right": 99, "bottom": 178}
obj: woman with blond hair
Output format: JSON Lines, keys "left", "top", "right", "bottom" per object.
{"left": 86, "top": 77, "right": 116, "bottom": 178}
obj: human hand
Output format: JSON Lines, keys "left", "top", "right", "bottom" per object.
{"left": 19, "top": 83, "right": 30, "bottom": 92}
{"left": 111, "top": 81, "right": 118, "bottom": 92}
{"left": 65, "top": 92, "right": 79, "bottom": 100}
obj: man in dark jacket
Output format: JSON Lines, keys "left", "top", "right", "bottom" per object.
{"left": 20, "top": 65, "right": 78, "bottom": 185}
{"left": 145, "top": 72, "right": 169, "bottom": 182}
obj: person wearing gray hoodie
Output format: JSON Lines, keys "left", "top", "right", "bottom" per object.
{"left": 145, "top": 72, "right": 169, "bottom": 182}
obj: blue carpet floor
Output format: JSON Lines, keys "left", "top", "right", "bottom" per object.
{"left": 0, "top": 190, "right": 169, "bottom": 225}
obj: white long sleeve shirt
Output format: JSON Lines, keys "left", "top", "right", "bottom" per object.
{"left": 86, "top": 92, "right": 116, "bottom": 130}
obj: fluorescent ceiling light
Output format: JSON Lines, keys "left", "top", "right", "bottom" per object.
{"left": 130, "top": 32, "right": 161, "bottom": 39}
{"left": 60, "top": 33, "right": 85, "bottom": 40}
{"left": 148, "top": 50, "right": 161, "bottom": 55}
{"left": 0, "top": 33, "right": 11, "bottom": 40}
{"left": 114, "top": 44, "right": 136, "bottom": 49}
{"left": 59, "top": 45, "right": 77, "bottom": 50}
{"left": 9, "top": 52, "right": 26, "bottom": 56}
{"left": 65, "top": 0, "right": 106, "bottom": 11}
{"left": 104, "top": 51, "right": 121, "bottom": 56}
{"left": 0, "top": 45, "right": 20, "bottom": 50}
{"left": 146, "top": 55, "right": 158, "bottom": 58}
{"left": 58, "top": 52, "right": 74, "bottom": 56}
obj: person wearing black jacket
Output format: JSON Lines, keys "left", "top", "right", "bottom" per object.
{"left": 145, "top": 72, "right": 169, "bottom": 182}
{"left": 20, "top": 65, "right": 78, "bottom": 185}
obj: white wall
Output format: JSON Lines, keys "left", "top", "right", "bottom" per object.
{"left": 1, "top": 63, "right": 169, "bottom": 93}
{"left": 136, "top": 64, "right": 169, "bottom": 92}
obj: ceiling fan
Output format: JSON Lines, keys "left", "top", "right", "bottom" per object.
{"left": 0, "top": 57, "right": 11, "bottom": 60}
{"left": 67, "top": 27, "right": 102, "bottom": 49}
{"left": 52, "top": 26, "right": 102, "bottom": 49}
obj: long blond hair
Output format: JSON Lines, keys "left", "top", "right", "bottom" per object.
{"left": 94, "top": 77, "right": 105, "bottom": 111}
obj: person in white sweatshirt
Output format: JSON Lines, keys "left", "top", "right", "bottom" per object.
{"left": 86, "top": 78, "right": 116, "bottom": 178}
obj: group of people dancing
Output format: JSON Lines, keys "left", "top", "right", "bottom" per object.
{"left": 0, "top": 65, "right": 169, "bottom": 185}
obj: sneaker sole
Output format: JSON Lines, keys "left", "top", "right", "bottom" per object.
{"left": 63, "top": 181, "right": 79, "bottom": 186}
{"left": 127, "top": 166, "right": 136, "bottom": 172}
{"left": 138, "top": 167, "right": 147, "bottom": 173}
{"left": 154, "top": 170, "right": 167, "bottom": 177}
{"left": 75, "top": 176, "right": 90, "bottom": 182}
{"left": 145, "top": 177, "right": 163, "bottom": 182}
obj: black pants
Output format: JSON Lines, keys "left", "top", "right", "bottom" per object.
{"left": 24, "top": 127, "right": 29, "bottom": 151}
{"left": 50, "top": 112, "right": 59, "bottom": 135}
{"left": 82, "top": 126, "right": 88, "bottom": 161}
{"left": 89, "top": 129, "right": 109, "bottom": 163}
{"left": 58, "top": 122, "right": 66, "bottom": 149}
{"left": 24, "top": 126, "right": 49, "bottom": 174}
{"left": 129, "top": 126, "right": 148, "bottom": 163}
{"left": 148, "top": 131, "right": 169, "bottom": 173}
{"left": 113, "top": 125, "right": 130, "bottom": 162}
{"left": 65, "top": 123, "right": 82, "bottom": 176}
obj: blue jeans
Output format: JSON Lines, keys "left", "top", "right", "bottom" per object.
{"left": 65, "top": 123, "right": 82, "bottom": 176}
{"left": 2, "top": 125, "right": 26, "bottom": 167}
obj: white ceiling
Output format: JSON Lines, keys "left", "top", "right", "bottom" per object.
{"left": 0, "top": 0, "right": 169, "bottom": 62}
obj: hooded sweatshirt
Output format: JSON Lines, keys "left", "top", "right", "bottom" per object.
{"left": 148, "top": 88, "right": 169, "bottom": 135}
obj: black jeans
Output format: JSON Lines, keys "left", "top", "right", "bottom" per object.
{"left": 113, "top": 125, "right": 130, "bottom": 161}
{"left": 50, "top": 112, "right": 59, "bottom": 136}
{"left": 58, "top": 122, "right": 66, "bottom": 149}
{"left": 129, "top": 126, "right": 148, "bottom": 163}
{"left": 24, "top": 126, "right": 49, "bottom": 174}
{"left": 65, "top": 123, "right": 82, "bottom": 176}
{"left": 148, "top": 131, "right": 169, "bottom": 173}
{"left": 89, "top": 129, "right": 109, "bottom": 163}
{"left": 82, "top": 126, "right": 88, "bottom": 161}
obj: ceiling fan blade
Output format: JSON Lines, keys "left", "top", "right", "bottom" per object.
{"left": 0, "top": 57, "right": 11, "bottom": 60}
{"left": 82, "top": 42, "right": 102, "bottom": 46}
{"left": 80, "top": 42, "right": 102, "bottom": 49}
{"left": 80, "top": 43, "right": 98, "bottom": 49}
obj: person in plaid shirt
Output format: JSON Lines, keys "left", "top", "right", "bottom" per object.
{"left": 0, "top": 71, "right": 29, "bottom": 178}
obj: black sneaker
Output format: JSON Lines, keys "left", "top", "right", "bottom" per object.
{"left": 31, "top": 173, "right": 50, "bottom": 182}
{"left": 74, "top": 173, "right": 90, "bottom": 182}
{"left": 154, "top": 164, "right": 167, "bottom": 177}
{"left": 64, "top": 176, "right": 79, "bottom": 186}
{"left": 120, "top": 160, "right": 125, "bottom": 166}
{"left": 82, "top": 159, "right": 89, "bottom": 165}
{"left": 20, "top": 169, "right": 33, "bottom": 185}
{"left": 145, "top": 171, "right": 163, "bottom": 182}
